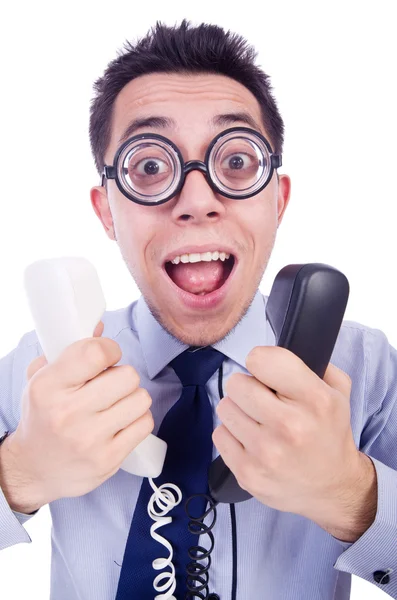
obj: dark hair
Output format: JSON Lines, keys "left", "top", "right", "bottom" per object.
{"left": 89, "top": 19, "right": 284, "bottom": 178}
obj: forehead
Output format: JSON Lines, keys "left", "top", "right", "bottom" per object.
{"left": 108, "top": 73, "right": 266, "bottom": 158}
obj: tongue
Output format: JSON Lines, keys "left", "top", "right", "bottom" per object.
{"left": 168, "top": 261, "right": 225, "bottom": 294}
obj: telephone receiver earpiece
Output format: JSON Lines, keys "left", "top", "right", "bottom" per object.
{"left": 208, "top": 263, "right": 350, "bottom": 503}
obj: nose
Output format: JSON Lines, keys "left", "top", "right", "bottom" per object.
{"left": 171, "top": 168, "right": 226, "bottom": 224}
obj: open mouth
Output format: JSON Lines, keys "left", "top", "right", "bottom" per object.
{"left": 164, "top": 253, "right": 236, "bottom": 296}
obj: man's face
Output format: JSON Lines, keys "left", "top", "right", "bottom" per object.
{"left": 91, "top": 73, "right": 290, "bottom": 346}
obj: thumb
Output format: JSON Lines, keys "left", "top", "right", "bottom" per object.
{"left": 26, "top": 320, "right": 104, "bottom": 381}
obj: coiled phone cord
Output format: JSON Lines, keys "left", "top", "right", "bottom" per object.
{"left": 183, "top": 361, "right": 225, "bottom": 598}
{"left": 146, "top": 363, "right": 225, "bottom": 599}
{"left": 184, "top": 493, "right": 218, "bottom": 598}
{"left": 147, "top": 477, "right": 182, "bottom": 599}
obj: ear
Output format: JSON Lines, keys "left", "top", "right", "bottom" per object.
{"left": 276, "top": 174, "right": 291, "bottom": 227}
{"left": 90, "top": 185, "right": 116, "bottom": 241}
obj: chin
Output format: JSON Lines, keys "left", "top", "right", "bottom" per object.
{"left": 146, "top": 291, "right": 255, "bottom": 347}
{"left": 169, "top": 324, "right": 228, "bottom": 347}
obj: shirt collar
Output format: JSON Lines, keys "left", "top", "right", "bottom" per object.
{"left": 136, "top": 290, "right": 276, "bottom": 380}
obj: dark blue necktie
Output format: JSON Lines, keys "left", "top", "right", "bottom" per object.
{"left": 115, "top": 346, "right": 225, "bottom": 600}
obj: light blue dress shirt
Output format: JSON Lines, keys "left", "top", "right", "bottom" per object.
{"left": 1, "top": 290, "right": 396, "bottom": 599}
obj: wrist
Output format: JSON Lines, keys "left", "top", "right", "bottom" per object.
{"left": 312, "top": 452, "right": 378, "bottom": 543}
{"left": 0, "top": 432, "right": 45, "bottom": 514}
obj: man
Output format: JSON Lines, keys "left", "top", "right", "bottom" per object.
{"left": 0, "top": 19, "right": 396, "bottom": 600}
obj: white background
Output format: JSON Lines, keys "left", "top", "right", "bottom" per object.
{"left": 0, "top": 0, "right": 396, "bottom": 597}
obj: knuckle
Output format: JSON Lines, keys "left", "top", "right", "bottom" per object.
{"left": 236, "top": 476, "right": 248, "bottom": 491}
{"left": 110, "top": 339, "right": 123, "bottom": 362}
{"left": 142, "top": 389, "right": 153, "bottom": 409}
{"left": 280, "top": 417, "right": 305, "bottom": 445}
{"left": 313, "top": 390, "right": 333, "bottom": 416}
{"left": 47, "top": 408, "right": 66, "bottom": 435}
{"left": 317, "top": 387, "right": 332, "bottom": 405}
{"left": 83, "top": 339, "right": 108, "bottom": 366}
{"left": 236, "top": 463, "right": 251, "bottom": 490}
{"left": 264, "top": 444, "right": 283, "bottom": 471}
{"left": 134, "top": 387, "right": 152, "bottom": 411}
{"left": 132, "top": 412, "right": 154, "bottom": 443}
{"left": 225, "top": 372, "right": 246, "bottom": 397}
{"left": 290, "top": 422, "right": 305, "bottom": 446}
{"left": 277, "top": 416, "right": 291, "bottom": 439}
{"left": 26, "top": 355, "right": 47, "bottom": 380}
{"left": 343, "top": 371, "right": 352, "bottom": 387}
{"left": 122, "top": 364, "right": 140, "bottom": 390}
{"left": 224, "top": 373, "right": 238, "bottom": 395}
{"left": 28, "top": 378, "right": 45, "bottom": 407}
{"left": 47, "top": 401, "right": 76, "bottom": 435}
{"left": 142, "top": 410, "right": 155, "bottom": 431}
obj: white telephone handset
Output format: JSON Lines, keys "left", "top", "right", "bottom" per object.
{"left": 23, "top": 257, "right": 167, "bottom": 479}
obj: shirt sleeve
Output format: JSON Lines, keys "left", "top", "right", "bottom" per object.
{"left": 333, "top": 326, "right": 397, "bottom": 598}
{"left": 0, "top": 334, "right": 42, "bottom": 550}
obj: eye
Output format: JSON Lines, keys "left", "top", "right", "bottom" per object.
{"left": 220, "top": 152, "right": 261, "bottom": 177}
{"left": 132, "top": 157, "right": 169, "bottom": 176}
{"left": 222, "top": 153, "right": 252, "bottom": 170}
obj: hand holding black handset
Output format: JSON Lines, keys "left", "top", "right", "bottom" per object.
{"left": 208, "top": 263, "right": 350, "bottom": 503}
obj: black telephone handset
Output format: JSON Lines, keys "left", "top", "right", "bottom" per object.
{"left": 208, "top": 263, "right": 350, "bottom": 504}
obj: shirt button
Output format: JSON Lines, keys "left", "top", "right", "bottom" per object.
{"left": 208, "top": 594, "right": 220, "bottom": 600}
{"left": 373, "top": 570, "right": 390, "bottom": 584}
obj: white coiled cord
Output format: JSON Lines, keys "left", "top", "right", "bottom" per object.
{"left": 147, "top": 477, "right": 183, "bottom": 599}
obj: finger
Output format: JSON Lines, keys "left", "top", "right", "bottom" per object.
{"left": 27, "top": 321, "right": 104, "bottom": 381}
{"left": 322, "top": 362, "right": 352, "bottom": 397}
{"left": 27, "top": 321, "right": 108, "bottom": 385}
{"left": 93, "top": 321, "right": 104, "bottom": 337}
{"left": 26, "top": 355, "right": 48, "bottom": 381}
{"left": 48, "top": 337, "right": 122, "bottom": 390}
{"left": 245, "top": 346, "right": 327, "bottom": 402}
{"left": 216, "top": 396, "right": 261, "bottom": 453}
{"left": 212, "top": 423, "right": 245, "bottom": 472}
{"left": 225, "top": 373, "right": 281, "bottom": 423}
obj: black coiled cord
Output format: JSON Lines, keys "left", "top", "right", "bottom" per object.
{"left": 184, "top": 493, "right": 218, "bottom": 598}
{"left": 183, "top": 362, "right": 224, "bottom": 599}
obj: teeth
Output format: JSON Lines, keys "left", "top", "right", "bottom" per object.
{"left": 170, "top": 251, "right": 231, "bottom": 265}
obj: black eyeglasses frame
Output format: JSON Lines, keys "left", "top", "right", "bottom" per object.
{"left": 101, "top": 126, "right": 282, "bottom": 206}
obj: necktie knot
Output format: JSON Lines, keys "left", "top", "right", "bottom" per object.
{"left": 170, "top": 346, "right": 225, "bottom": 387}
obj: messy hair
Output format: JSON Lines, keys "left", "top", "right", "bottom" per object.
{"left": 89, "top": 19, "right": 284, "bottom": 177}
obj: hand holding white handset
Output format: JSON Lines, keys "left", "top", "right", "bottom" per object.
{"left": 23, "top": 257, "right": 167, "bottom": 478}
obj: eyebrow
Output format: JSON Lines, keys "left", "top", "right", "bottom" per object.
{"left": 117, "top": 111, "right": 262, "bottom": 146}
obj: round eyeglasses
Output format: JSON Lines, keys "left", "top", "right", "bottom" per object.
{"left": 101, "top": 126, "right": 282, "bottom": 206}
